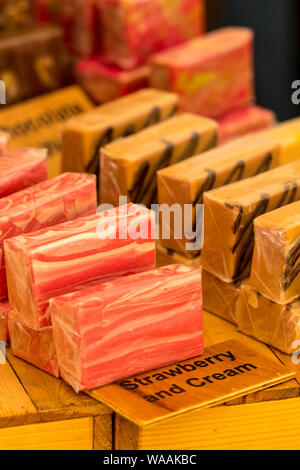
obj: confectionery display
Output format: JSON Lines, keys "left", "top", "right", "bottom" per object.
{"left": 100, "top": 113, "right": 218, "bottom": 207}
{"left": 158, "top": 135, "right": 280, "bottom": 254}
{"left": 76, "top": 58, "right": 150, "bottom": 104}
{"left": 237, "top": 283, "right": 300, "bottom": 355}
{"left": 50, "top": 264, "right": 203, "bottom": 391}
{"left": 201, "top": 160, "right": 300, "bottom": 283}
{"left": 62, "top": 88, "right": 179, "bottom": 176}
{"left": 99, "top": 0, "right": 204, "bottom": 69}
{"left": 218, "top": 105, "right": 276, "bottom": 144}
{"left": 0, "top": 300, "right": 10, "bottom": 343}
{"left": 8, "top": 310, "right": 60, "bottom": 377}
{"left": 0, "top": 147, "right": 47, "bottom": 197}
{"left": 0, "top": 172, "right": 97, "bottom": 299}
{"left": 5, "top": 204, "right": 155, "bottom": 329}
{"left": 150, "top": 27, "right": 254, "bottom": 117}
{"left": 250, "top": 201, "right": 300, "bottom": 305}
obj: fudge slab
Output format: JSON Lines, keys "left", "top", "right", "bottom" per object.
{"left": 99, "top": 0, "right": 204, "bottom": 69}
{"left": 5, "top": 204, "right": 155, "bottom": 329}
{"left": 8, "top": 311, "right": 60, "bottom": 378}
{"left": 150, "top": 27, "right": 254, "bottom": 118}
{"left": 62, "top": 88, "right": 179, "bottom": 176}
{"left": 0, "top": 172, "right": 97, "bottom": 300}
{"left": 156, "top": 242, "right": 201, "bottom": 268}
{"left": 158, "top": 135, "right": 280, "bottom": 254}
{"left": 0, "top": 0, "right": 33, "bottom": 32}
{"left": 76, "top": 58, "right": 149, "bottom": 104}
{"left": 237, "top": 283, "right": 300, "bottom": 355}
{"left": 0, "top": 300, "right": 9, "bottom": 343}
{"left": 251, "top": 201, "right": 300, "bottom": 304}
{"left": 201, "top": 160, "right": 300, "bottom": 282}
{"left": 202, "top": 269, "right": 244, "bottom": 325}
{"left": 218, "top": 105, "right": 275, "bottom": 144}
{"left": 261, "top": 116, "right": 300, "bottom": 165}
{"left": 0, "top": 132, "right": 9, "bottom": 153}
{"left": 101, "top": 113, "right": 218, "bottom": 207}
{"left": 50, "top": 264, "right": 203, "bottom": 392}
{"left": 0, "top": 148, "right": 47, "bottom": 198}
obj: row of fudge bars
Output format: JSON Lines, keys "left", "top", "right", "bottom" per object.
{"left": 0, "top": 140, "right": 203, "bottom": 391}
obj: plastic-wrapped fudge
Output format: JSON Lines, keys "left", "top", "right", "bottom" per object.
{"left": 237, "top": 283, "right": 300, "bottom": 355}
{"left": 202, "top": 270, "right": 244, "bottom": 325}
{"left": 0, "top": 148, "right": 47, "bottom": 198}
{"left": 156, "top": 243, "right": 201, "bottom": 268}
{"left": 158, "top": 136, "right": 280, "bottom": 254}
{"left": 260, "top": 117, "right": 300, "bottom": 165}
{"left": 50, "top": 264, "right": 203, "bottom": 392}
{"left": 150, "top": 27, "right": 254, "bottom": 118}
{"left": 201, "top": 160, "right": 300, "bottom": 283}
{"left": 0, "top": 132, "right": 9, "bottom": 153}
{"left": 101, "top": 113, "right": 218, "bottom": 207}
{"left": 8, "top": 311, "right": 60, "bottom": 377}
{"left": 62, "top": 88, "right": 179, "bottom": 176}
{"left": 76, "top": 58, "right": 149, "bottom": 104}
{"left": 251, "top": 201, "right": 300, "bottom": 304}
{"left": 99, "top": 0, "right": 204, "bottom": 69}
{"left": 5, "top": 204, "right": 156, "bottom": 329}
{"left": 0, "top": 0, "right": 33, "bottom": 32}
{"left": 0, "top": 172, "right": 97, "bottom": 300}
{"left": 0, "top": 301, "right": 10, "bottom": 343}
{"left": 218, "top": 106, "right": 275, "bottom": 144}
{"left": 0, "top": 25, "right": 68, "bottom": 105}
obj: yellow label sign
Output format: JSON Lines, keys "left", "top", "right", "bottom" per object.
{"left": 90, "top": 339, "right": 295, "bottom": 426}
{"left": 0, "top": 86, "right": 93, "bottom": 178}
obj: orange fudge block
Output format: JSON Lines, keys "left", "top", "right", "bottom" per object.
{"left": 251, "top": 201, "right": 300, "bottom": 304}
{"left": 0, "top": 301, "right": 10, "bottom": 343}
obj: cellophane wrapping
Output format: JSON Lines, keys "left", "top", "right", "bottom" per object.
{"left": 50, "top": 264, "right": 203, "bottom": 392}
{"left": 0, "top": 300, "right": 10, "bottom": 343}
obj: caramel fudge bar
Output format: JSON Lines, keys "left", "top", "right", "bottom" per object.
{"left": 251, "top": 201, "right": 300, "bottom": 304}
{"left": 237, "top": 283, "right": 300, "bottom": 355}
{"left": 201, "top": 160, "right": 300, "bottom": 282}
{"left": 62, "top": 88, "right": 179, "bottom": 176}
{"left": 156, "top": 242, "right": 201, "bottom": 268}
{"left": 101, "top": 113, "right": 218, "bottom": 207}
{"left": 261, "top": 116, "right": 300, "bottom": 165}
{"left": 158, "top": 136, "right": 280, "bottom": 254}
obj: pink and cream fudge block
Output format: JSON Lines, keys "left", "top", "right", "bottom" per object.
{"left": 0, "top": 300, "right": 10, "bottom": 343}
{"left": 8, "top": 312, "right": 60, "bottom": 378}
{"left": 76, "top": 57, "right": 149, "bottom": 104}
{"left": 5, "top": 204, "right": 156, "bottom": 329}
{"left": 218, "top": 106, "right": 276, "bottom": 144}
{"left": 150, "top": 27, "right": 254, "bottom": 118}
{"left": 0, "top": 132, "right": 9, "bottom": 153}
{"left": 99, "top": 0, "right": 204, "bottom": 69}
{"left": 50, "top": 264, "right": 203, "bottom": 392}
{"left": 0, "top": 172, "right": 97, "bottom": 300}
{"left": 0, "top": 148, "right": 48, "bottom": 198}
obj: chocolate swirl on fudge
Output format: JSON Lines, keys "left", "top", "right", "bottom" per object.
{"left": 283, "top": 239, "right": 300, "bottom": 291}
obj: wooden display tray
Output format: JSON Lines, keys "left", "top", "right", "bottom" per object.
{"left": 1, "top": 311, "right": 300, "bottom": 450}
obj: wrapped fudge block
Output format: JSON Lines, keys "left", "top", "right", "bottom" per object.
{"left": 101, "top": 113, "right": 218, "bottom": 207}
{"left": 0, "top": 172, "right": 97, "bottom": 300}
{"left": 0, "top": 301, "right": 10, "bottom": 344}
{"left": 260, "top": 116, "right": 300, "bottom": 165}
{"left": 218, "top": 106, "right": 276, "bottom": 144}
{"left": 158, "top": 136, "right": 280, "bottom": 254}
{"left": 150, "top": 27, "right": 254, "bottom": 118}
{"left": 0, "top": 132, "right": 9, "bottom": 153}
{"left": 0, "top": 86, "right": 93, "bottom": 178}
{"left": 5, "top": 204, "right": 156, "bottom": 329}
{"left": 76, "top": 58, "right": 149, "bottom": 104}
{"left": 0, "top": 148, "right": 47, "bottom": 198}
{"left": 251, "top": 201, "right": 300, "bottom": 304}
{"left": 156, "top": 242, "right": 201, "bottom": 268}
{"left": 62, "top": 88, "right": 179, "bottom": 176}
{"left": 0, "top": 25, "right": 68, "bottom": 105}
{"left": 8, "top": 312, "right": 60, "bottom": 377}
{"left": 202, "top": 269, "right": 244, "bottom": 325}
{"left": 50, "top": 264, "right": 203, "bottom": 392}
{"left": 201, "top": 160, "right": 300, "bottom": 282}
{"left": 237, "top": 283, "right": 300, "bottom": 355}
{"left": 99, "top": 0, "right": 204, "bottom": 69}
{"left": 0, "top": 0, "right": 33, "bottom": 32}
